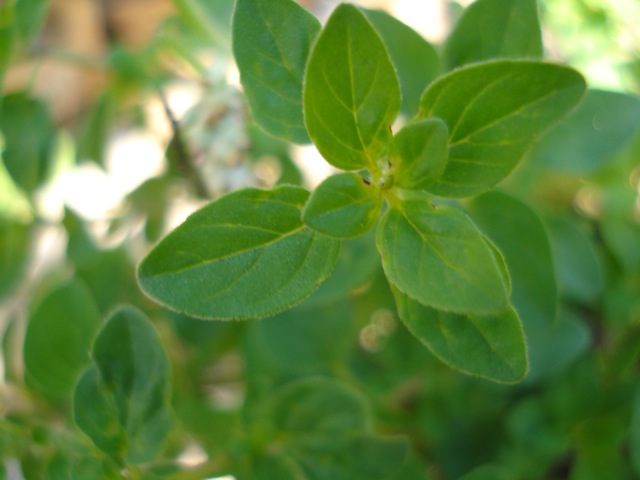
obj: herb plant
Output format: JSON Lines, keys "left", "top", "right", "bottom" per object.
{"left": 138, "top": 0, "right": 585, "bottom": 383}
{"left": 3, "top": 0, "right": 640, "bottom": 478}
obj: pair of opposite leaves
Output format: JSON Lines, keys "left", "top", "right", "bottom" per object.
{"left": 138, "top": 2, "right": 586, "bottom": 381}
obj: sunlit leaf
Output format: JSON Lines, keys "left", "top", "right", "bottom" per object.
{"left": 377, "top": 193, "right": 509, "bottom": 314}
{"left": 138, "top": 186, "right": 340, "bottom": 319}
{"left": 304, "top": 4, "right": 401, "bottom": 170}
{"left": 419, "top": 60, "right": 586, "bottom": 197}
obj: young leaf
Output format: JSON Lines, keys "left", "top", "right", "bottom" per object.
{"left": 389, "top": 117, "right": 449, "bottom": 191}
{"left": 363, "top": 8, "right": 441, "bottom": 117}
{"left": 232, "top": 0, "right": 320, "bottom": 143}
{"left": 24, "top": 280, "right": 102, "bottom": 398}
{"left": 73, "top": 307, "right": 172, "bottom": 464}
{"left": 302, "top": 172, "right": 382, "bottom": 238}
{"left": 394, "top": 288, "right": 528, "bottom": 383}
{"left": 137, "top": 186, "right": 340, "bottom": 320}
{"left": 444, "top": 0, "right": 543, "bottom": 69}
{"left": 303, "top": 4, "right": 401, "bottom": 170}
{"left": 377, "top": 193, "right": 509, "bottom": 314}
{"left": 419, "top": 60, "right": 586, "bottom": 197}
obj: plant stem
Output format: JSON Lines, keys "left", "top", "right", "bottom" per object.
{"left": 158, "top": 91, "right": 210, "bottom": 199}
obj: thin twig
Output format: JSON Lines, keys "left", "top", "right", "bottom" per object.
{"left": 158, "top": 91, "right": 210, "bottom": 199}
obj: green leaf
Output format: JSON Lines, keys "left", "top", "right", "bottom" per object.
{"left": 137, "top": 186, "right": 340, "bottom": 320}
{"left": 393, "top": 289, "right": 528, "bottom": 383}
{"left": 0, "top": 3, "right": 15, "bottom": 78}
{"left": 24, "top": 280, "right": 102, "bottom": 398}
{"left": 389, "top": 117, "right": 449, "bottom": 191}
{"left": 257, "top": 377, "right": 408, "bottom": 480}
{"left": 73, "top": 307, "right": 173, "bottom": 464}
{"left": 302, "top": 172, "right": 382, "bottom": 238}
{"left": 526, "top": 90, "right": 640, "bottom": 174}
{"left": 303, "top": 4, "right": 401, "bottom": 170}
{"left": 467, "top": 192, "right": 557, "bottom": 327}
{"left": 0, "top": 92, "right": 57, "bottom": 192}
{"left": 377, "top": 193, "right": 509, "bottom": 314}
{"left": 14, "top": 0, "right": 48, "bottom": 41}
{"left": 304, "top": 230, "right": 380, "bottom": 306}
{"left": 444, "top": 0, "right": 543, "bottom": 69}
{"left": 232, "top": 0, "right": 320, "bottom": 143}
{"left": 632, "top": 386, "right": 640, "bottom": 476}
{"left": 545, "top": 216, "right": 603, "bottom": 305}
{"left": 419, "top": 60, "right": 586, "bottom": 197}
{"left": 363, "top": 9, "right": 441, "bottom": 117}
{"left": 0, "top": 220, "right": 30, "bottom": 300}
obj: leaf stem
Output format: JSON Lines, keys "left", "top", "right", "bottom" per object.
{"left": 158, "top": 90, "right": 211, "bottom": 199}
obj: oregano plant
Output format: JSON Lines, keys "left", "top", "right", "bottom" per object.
{"left": 137, "top": 0, "right": 586, "bottom": 383}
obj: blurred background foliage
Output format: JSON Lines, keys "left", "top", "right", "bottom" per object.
{"left": 0, "top": 0, "right": 639, "bottom": 479}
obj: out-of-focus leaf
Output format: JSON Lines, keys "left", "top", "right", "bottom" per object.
{"left": 363, "top": 9, "right": 441, "bottom": 117}
{"left": 0, "top": 220, "right": 30, "bottom": 300}
{"left": 250, "top": 377, "right": 408, "bottom": 480}
{"left": 545, "top": 216, "right": 603, "bottom": 305}
{"left": 173, "top": 0, "right": 233, "bottom": 47}
{"left": 245, "top": 299, "right": 355, "bottom": 378}
{"left": 73, "top": 307, "right": 173, "bottom": 464}
{"left": 76, "top": 93, "right": 114, "bottom": 165}
{"left": 14, "top": 0, "right": 48, "bottom": 41}
{"left": 444, "top": 0, "right": 543, "bottom": 69}
{"left": 304, "top": 230, "right": 380, "bottom": 306}
{"left": 0, "top": 92, "right": 56, "bottom": 192}
{"left": 632, "top": 387, "right": 640, "bottom": 475}
{"left": 527, "top": 90, "right": 640, "bottom": 174}
{"left": 600, "top": 216, "right": 640, "bottom": 273}
{"left": 524, "top": 307, "right": 590, "bottom": 381}
{"left": 24, "top": 280, "right": 102, "bottom": 398}
{"left": 468, "top": 192, "right": 557, "bottom": 324}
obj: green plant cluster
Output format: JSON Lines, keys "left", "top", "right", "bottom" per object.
{"left": 1, "top": 0, "right": 640, "bottom": 478}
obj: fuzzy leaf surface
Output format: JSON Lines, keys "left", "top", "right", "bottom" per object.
{"left": 304, "top": 4, "right": 401, "bottom": 170}
{"left": 444, "top": 0, "right": 543, "bottom": 69}
{"left": 363, "top": 8, "right": 441, "bottom": 117}
{"left": 419, "top": 60, "right": 586, "bottom": 197}
{"left": 233, "top": 0, "right": 320, "bottom": 143}
{"left": 138, "top": 186, "right": 340, "bottom": 319}
{"left": 394, "top": 289, "right": 528, "bottom": 383}
{"left": 390, "top": 117, "right": 449, "bottom": 191}
{"left": 302, "top": 173, "right": 382, "bottom": 238}
{"left": 377, "top": 193, "right": 508, "bottom": 314}
{"left": 24, "top": 280, "right": 101, "bottom": 398}
{"left": 73, "top": 307, "right": 172, "bottom": 464}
